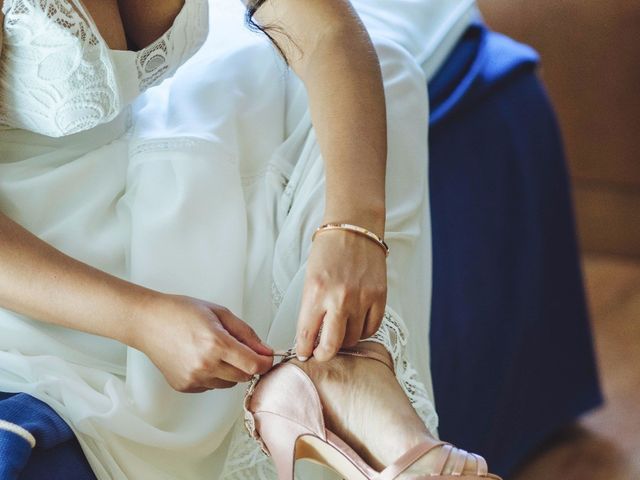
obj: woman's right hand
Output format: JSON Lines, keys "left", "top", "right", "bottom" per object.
{"left": 132, "top": 293, "right": 274, "bottom": 393}
{"left": 0, "top": 212, "right": 272, "bottom": 393}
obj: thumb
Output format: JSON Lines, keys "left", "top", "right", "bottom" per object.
{"left": 218, "top": 310, "right": 273, "bottom": 356}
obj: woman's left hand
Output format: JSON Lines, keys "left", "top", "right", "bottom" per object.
{"left": 295, "top": 227, "right": 388, "bottom": 362}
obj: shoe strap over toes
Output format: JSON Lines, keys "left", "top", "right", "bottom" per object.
{"left": 373, "top": 440, "right": 489, "bottom": 479}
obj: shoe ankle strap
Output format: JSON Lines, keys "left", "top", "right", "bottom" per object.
{"left": 275, "top": 346, "right": 395, "bottom": 373}
{"left": 336, "top": 346, "right": 395, "bottom": 373}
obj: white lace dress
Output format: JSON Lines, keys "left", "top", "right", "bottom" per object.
{"left": 0, "top": 0, "right": 476, "bottom": 478}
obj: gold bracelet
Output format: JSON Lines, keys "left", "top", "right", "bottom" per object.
{"left": 311, "top": 222, "right": 390, "bottom": 257}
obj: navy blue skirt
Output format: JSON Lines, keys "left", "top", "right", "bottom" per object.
{"left": 427, "top": 22, "right": 602, "bottom": 477}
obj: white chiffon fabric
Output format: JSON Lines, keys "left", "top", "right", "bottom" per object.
{"left": 0, "top": 0, "right": 476, "bottom": 478}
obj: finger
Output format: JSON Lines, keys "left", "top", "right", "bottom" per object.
{"left": 341, "top": 299, "right": 368, "bottom": 347}
{"left": 204, "top": 378, "right": 237, "bottom": 390}
{"left": 181, "top": 386, "right": 209, "bottom": 394}
{"left": 343, "top": 308, "right": 366, "bottom": 348}
{"left": 217, "top": 310, "right": 274, "bottom": 356}
{"left": 295, "top": 287, "right": 326, "bottom": 361}
{"left": 313, "top": 308, "right": 348, "bottom": 361}
{"left": 214, "top": 361, "right": 254, "bottom": 383}
{"left": 221, "top": 332, "right": 274, "bottom": 376}
{"left": 178, "top": 375, "right": 236, "bottom": 393}
{"left": 362, "top": 300, "right": 385, "bottom": 339}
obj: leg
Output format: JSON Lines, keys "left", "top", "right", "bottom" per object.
{"left": 288, "top": 343, "right": 481, "bottom": 477}
{"left": 271, "top": 33, "right": 445, "bottom": 475}
{"left": 222, "top": 21, "right": 440, "bottom": 480}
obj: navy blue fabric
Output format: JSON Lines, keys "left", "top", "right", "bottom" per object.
{"left": 427, "top": 23, "right": 603, "bottom": 477}
{"left": 0, "top": 22, "right": 602, "bottom": 479}
{"left": 0, "top": 393, "right": 95, "bottom": 479}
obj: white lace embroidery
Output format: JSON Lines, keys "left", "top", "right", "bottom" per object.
{"left": 0, "top": 0, "right": 208, "bottom": 137}
{"left": 219, "top": 305, "right": 439, "bottom": 480}
{"left": 0, "top": 0, "right": 119, "bottom": 137}
{"left": 133, "top": 0, "right": 209, "bottom": 91}
{"left": 129, "top": 137, "right": 215, "bottom": 157}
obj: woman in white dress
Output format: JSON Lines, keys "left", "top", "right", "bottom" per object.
{"left": 0, "top": 0, "right": 498, "bottom": 478}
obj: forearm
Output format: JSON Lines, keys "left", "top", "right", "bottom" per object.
{"left": 0, "top": 12, "right": 145, "bottom": 345}
{"left": 0, "top": 212, "right": 155, "bottom": 348}
{"left": 250, "top": 0, "right": 387, "bottom": 237}
{"left": 301, "top": 25, "right": 387, "bottom": 237}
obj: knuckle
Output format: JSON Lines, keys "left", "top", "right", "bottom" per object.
{"left": 297, "top": 327, "right": 313, "bottom": 341}
{"left": 209, "top": 333, "right": 226, "bottom": 351}
{"left": 333, "top": 292, "right": 348, "bottom": 309}
{"left": 363, "top": 285, "right": 385, "bottom": 302}
{"left": 186, "top": 369, "right": 200, "bottom": 387}
{"left": 336, "top": 286, "right": 358, "bottom": 307}
{"left": 372, "top": 283, "right": 387, "bottom": 297}
{"left": 308, "top": 274, "right": 327, "bottom": 292}
{"left": 184, "top": 374, "right": 200, "bottom": 391}
{"left": 322, "top": 339, "right": 341, "bottom": 354}
{"left": 341, "top": 283, "right": 357, "bottom": 298}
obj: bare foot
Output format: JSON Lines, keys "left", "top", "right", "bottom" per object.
{"left": 289, "top": 342, "right": 481, "bottom": 477}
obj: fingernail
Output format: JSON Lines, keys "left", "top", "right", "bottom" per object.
{"left": 297, "top": 355, "right": 309, "bottom": 362}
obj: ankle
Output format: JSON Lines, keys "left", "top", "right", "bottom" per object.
{"left": 354, "top": 340, "right": 393, "bottom": 364}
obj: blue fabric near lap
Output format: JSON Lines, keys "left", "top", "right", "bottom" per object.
{"left": 0, "top": 392, "right": 96, "bottom": 479}
{"left": 427, "top": 23, "right": 603, "bottom": 477}
{"left": 0, "top": 22, "right": 603, "bottom": 479}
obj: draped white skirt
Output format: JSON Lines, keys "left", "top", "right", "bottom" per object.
{"left": 0, "top": 1, "right": 476, "bottom": 478}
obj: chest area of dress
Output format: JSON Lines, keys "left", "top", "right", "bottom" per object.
{"left": 81, "top": 0, "right": 186, "bottom": 52}
{"left": 0, "top": 0, "right": 209, "bottom": 138}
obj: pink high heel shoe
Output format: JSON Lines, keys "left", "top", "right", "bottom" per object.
{"left": 243, "top": 347, "right": 503, "bottom": 480}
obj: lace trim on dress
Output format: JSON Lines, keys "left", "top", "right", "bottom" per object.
{"left": 129, "top": 137, "right": 214, "bottom": 157}
{"left": 0, "top": 0, "right": 209, "bottom": 136}
{"left": 218, "top": 304, "right": 439, "bottom": 480}
{"left": 133, "top": 0, "right": 209, "bottom": 91}
{"left": 0, "top": 0, "right": 120, "bottom": 136}
{"left": 364, "top": 306, "right": 440, "bottom": 434}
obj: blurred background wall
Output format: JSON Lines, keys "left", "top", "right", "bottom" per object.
{"left": 477, "top": 0, "right": 640, "bottom": 258}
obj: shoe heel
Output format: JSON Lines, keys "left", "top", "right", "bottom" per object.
{"left": 253, "top": 411, "right": 313, "bottom": 480}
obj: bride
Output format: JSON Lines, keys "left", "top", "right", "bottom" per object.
{"left": 0, "top": 0, "right": 500, "bottom": 478}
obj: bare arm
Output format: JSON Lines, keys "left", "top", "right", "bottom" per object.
{"left": 0, "top": 4, "right": 273, "bottom": 391}
{"left": 0, "top": 7, "right": 134, "bottom": 340}
{"left": 248, "top": 0, "right": 387, "bottom": 236}
{"left": 245, "top": 0, "right": 391, "bottom": 360}
{"left": 0, "top": 212, "right": 273, "bottom": 388}
{"left": 0, "top": 213, "right": 154, "bottom": 347}
{"left": 0, "top": 8, "right": 134, "bottom": 340}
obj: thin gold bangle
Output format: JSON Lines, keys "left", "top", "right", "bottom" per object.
{"left": 312, "top": 222, "right": 390, "bottom": 257}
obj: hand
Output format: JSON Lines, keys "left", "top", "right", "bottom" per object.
{"left": 295, "top": 227, "right": 388, "bottom": 362}
{"left": 132, "top": 293, "right": 274, "bottom": 393}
